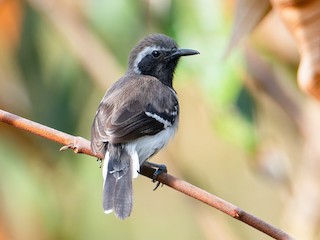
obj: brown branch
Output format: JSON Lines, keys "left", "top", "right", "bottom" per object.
{"left": 0, "top": 109, "right": 294, "bottom": 240}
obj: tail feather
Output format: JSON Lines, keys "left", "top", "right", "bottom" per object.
{"left": 102, "top": 163, "right": 116, "bottom": 214}
{"left": 114, "top": 160, "right": 132, "bottom": 219}
{"left": 102, "top": 145, "right": 133, "bottom": 219}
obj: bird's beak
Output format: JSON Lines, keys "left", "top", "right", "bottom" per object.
{"left": 166, "top": 48, "right": 200, "bottom": 60}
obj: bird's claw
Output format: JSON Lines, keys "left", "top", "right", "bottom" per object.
{"left": 152, "top": 164, "right": 167, "bottom": 191}
{"left": 60, "top": 138, "right": 102, "bottom": 169}
{"left": 59, "top": 137, "right": 89, "bottom": 154}
{"left": 59, "top": 143, "right": 79, "bottom": 153}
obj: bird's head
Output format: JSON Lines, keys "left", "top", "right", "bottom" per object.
{"left": 127, "top": 34, "right": 199, "bottom": 87}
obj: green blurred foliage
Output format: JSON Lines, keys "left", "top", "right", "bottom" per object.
{"left": 0, "top": 0, "right": 303, "bottom": 239}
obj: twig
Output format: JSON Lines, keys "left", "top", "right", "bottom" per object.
{"left": 0, "top": 109, "right": 96, "bottom": 157}
{"left": 0, "top": 109, "right": 294, "bottom": 240}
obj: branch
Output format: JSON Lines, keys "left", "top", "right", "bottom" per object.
{"left": 0, "top": 109, "right": 294, "bottom": 240}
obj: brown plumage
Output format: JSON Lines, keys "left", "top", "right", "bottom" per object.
{"left": 91, "top": 33, "right": 199, "bottom": 219}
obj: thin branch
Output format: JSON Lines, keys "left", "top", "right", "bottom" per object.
{"left": 0, "top": 109, "right": 294, "bottom": 240}
{"left": 0, "top": 109, "right": 96, "bottom": 157}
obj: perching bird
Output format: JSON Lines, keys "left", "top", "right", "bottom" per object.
{"left": 91, "top": 33, "right": 199, "bottom": 219}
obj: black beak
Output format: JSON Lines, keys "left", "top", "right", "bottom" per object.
{"left": 166, "top": 48, "right": 200, "bottom": 60}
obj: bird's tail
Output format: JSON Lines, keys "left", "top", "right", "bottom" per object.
{"left": 102, "top": 144, "right": 134, "bottom": 219}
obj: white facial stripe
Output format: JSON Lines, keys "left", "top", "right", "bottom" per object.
{"left": 145, "top": 111, "right": 172, "bottom": 128}
{"left": 133, "top": 46, "right": 167, "bottom": 74}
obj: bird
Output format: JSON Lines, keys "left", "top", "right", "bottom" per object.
{"left": 91, "top": 33, "right": 199, "bottom": 219}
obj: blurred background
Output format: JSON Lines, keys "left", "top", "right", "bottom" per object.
{"left": 0, "top": 0, "right": 319, "bottom": 239}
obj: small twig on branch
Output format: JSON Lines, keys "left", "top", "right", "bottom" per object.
{"left": 0, "top": 109, "right": 294, "bottom": 240}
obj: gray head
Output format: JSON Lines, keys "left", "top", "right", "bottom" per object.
{"left": 127, "top": 34, "right": 199, "bottom": 87}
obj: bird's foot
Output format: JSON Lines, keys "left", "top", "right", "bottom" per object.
{"left": 152, "top": 164, "right": 167, "bottom": 181}
{"left": 59, "top": 136, "right": 89, "bottom": 154}
{"left": 60, "top": 138, "right": 103, "bottom": 168}
{"left": 142, "top": 162, "right": 167, "bottom": 191}
{"left": 60, "top": 143, "right": 80, "bottom": 153}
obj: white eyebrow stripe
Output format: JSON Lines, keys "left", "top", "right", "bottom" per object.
{"left": 133, "top": 46, "right": 168, "bottom": 74}
{"left": 145, "top": 111, "right": 172, "bottom": 128}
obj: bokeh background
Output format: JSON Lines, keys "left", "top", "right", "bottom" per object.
{"left": 0, "top": 0, "right": 319, "bottom": 239}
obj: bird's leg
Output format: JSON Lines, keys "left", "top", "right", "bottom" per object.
{"left": 143, "top": 161, "right": 168, "bottom": 179}
{"left": 60, "top": 137, "right": 103, "bottom": 168}
{"left": 142, "top": 162, "right": 167, "bottom": 190}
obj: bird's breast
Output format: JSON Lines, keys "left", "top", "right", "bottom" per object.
{"left": 125, "top": 121, "right": 178, "bottom": 166}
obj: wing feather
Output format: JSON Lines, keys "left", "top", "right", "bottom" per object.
{"left": 91, "top": 75, "right": 178, "bottom": 154}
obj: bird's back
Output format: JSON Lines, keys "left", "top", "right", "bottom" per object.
{"left": 91, "top": 74, "right": 179, "bottom": 157}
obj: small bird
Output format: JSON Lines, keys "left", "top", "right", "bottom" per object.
{"left": 91, "top": 33, "right": 199, "bottom": 219}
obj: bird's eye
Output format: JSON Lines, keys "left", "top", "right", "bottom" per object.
{"left": 152, "top": 50, "right": 160, "bottom": 58}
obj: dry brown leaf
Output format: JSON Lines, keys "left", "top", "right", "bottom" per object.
{"left": 225, "top": 0, "right": 271, "bottom": 56}
{"left": 271, "top": 0, "right": 320, "bottom": 100}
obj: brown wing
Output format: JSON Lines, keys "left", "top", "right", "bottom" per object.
{"left": 91, "top": 75, "right": 178, "bottom": 155}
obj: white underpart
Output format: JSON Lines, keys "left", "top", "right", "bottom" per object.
{"left": 145, "top": 111, "right": 172, "bottom": 128}
{"left": 125, "top": 124, "right": 177, "bottom": 175}
{"left": 125, "top": 147, "right": 140, "bottom": 178}
{"left": 102, "top": 151, "right": 113, "bottom": 214}
{"left": 102, "top": 126, "right": 175, "bottom": 215}
{"left": 102, "top": 151, "right": 110, "bottom": 188}
{"left": 102, "top": 124, "right": 176, "bottom": 183}
{"left": 133, "top": 46, "right": 167, "bottom": 74}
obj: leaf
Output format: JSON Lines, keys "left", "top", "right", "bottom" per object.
{"left": 225, "top": 0, "right": 271, "bottom": 56}
{"left": 271, "top": 0, "right": 320, "bottom": 100}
